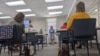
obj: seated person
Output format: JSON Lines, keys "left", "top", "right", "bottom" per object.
{"left": 28, "top": 24, "right": 36, "bottom": 32}
{"left": 9, "top": 12, "right": 25, "bottom": 33}
{"left": 60, "top": 22, "right": 67, "bottom": 29}
{"left": 67, "top": 1, "right": 90, "bottom": 49}
{"left": 39, "top": 29, "right": 43, "bottom": 34}
{"left": 9, "top": 12, "right": 25, "bottom": 54}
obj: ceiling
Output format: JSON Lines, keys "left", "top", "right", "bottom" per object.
{"left": 0, "top": 0, "right": 99, "bottom": 20}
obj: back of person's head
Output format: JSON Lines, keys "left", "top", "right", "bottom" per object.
{"left": 29, "top": 24, "right": 33, "bottom": 28}
{"left": 76, "top": 1, "right": 85, "bottom": 12}
{"left": 14, "top": 12, "right": 25, "bottom": 23}
{"left": 50, "top": 26, "right": 53, "bottom": 29}
{"left": 64, "top": 22, "right": 67, "bottom": 25}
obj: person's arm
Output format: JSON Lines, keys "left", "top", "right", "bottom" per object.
{"left": 67, "top": 15, "right": 74, "bottom": 30}
{"left": 21, "top": 24, "right": 25, "bottom": 33}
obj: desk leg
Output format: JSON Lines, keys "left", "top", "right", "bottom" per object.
{"left": 42, "top": 39, "right": 44, "bottom": 49}
{"left": 34, "top": 44, "right": 36, "bottom": 55}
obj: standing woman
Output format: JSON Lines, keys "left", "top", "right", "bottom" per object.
{"left": 49, "top": 26, "right": 55, "bottom": 45}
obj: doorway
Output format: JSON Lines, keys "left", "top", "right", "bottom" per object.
{"left": 46, "top": 18, "right": 57, "bottom": 44}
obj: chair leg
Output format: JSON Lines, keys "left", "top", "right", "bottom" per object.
{"left": 34, "top": 45, "right": 36, "bottom": 55}
{"left": 10, "top": 46, "right": 13, "bottom": 56}
{"left": 68, "top": 42, "right": 70, "bottom": 56}
{"left": 96, "top": 37, "right": 100, "bottom": 55}
{"left": 0, "top": 46, "right": 2, "bottom": 55}
{"left": 73, "top": 41, "right": 76, "bottom": 56}
{"left": 86, "top": 41, "right": 89, "bottom": 56}
{"left": 42, "top": 41, "right": 43, "bottom": 49}
{"left": 38, "top": 44, "right": 39, "bottom": 50}
{"left": 90, "top": 40, "right": 93, "bottom": 48}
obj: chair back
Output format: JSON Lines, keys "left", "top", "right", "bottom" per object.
{"left": 36, "top": 34, "right": 43, "bottom": 44}
{"left": 72, "top": 18, "right": 96, "bottom": 37}
{"left": 59, "top": 30, "right": 68, "bottom": 39}
{"left": 0, "top": 25, "right": 13, "bottom": 40}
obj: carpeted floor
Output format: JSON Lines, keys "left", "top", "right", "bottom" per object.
{"left": 35, "top": 44, "right": 58, "bottom": 56}
{"left": 0, "top": 44, "right": 99, "bottom": 56}
{"left": 35, "top": 44, "right": 100, "bottom": 56}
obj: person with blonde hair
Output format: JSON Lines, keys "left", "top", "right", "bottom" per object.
{"left": 28, "top": 24, "right": 36, "bottom": 32}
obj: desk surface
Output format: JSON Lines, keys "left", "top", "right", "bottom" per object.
{"left": 25, "top": 32, "right": 37, "bottom": 34}
{"left": 57, "top": 29, "right": 67, "bottom": 32}
{"left": 36, "top": 34, "right": 44, "bottom": 35}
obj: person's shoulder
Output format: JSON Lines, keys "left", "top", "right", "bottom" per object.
{"left": 70, "top": 12, "right": 81, "bottom": 17}
{"left": 69, "top": 13, "right": 76, "bottom": 19}
{"left": 9, "top": 20, "right": 15, "bottom": 25}
{"left": 84, "top": 12, "right": 90, "bottom": 17}
{"left": 74, "top": 12, "right": 90, "bottom": 17}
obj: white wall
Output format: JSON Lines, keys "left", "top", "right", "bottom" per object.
{"left": 0, "top": 17, "right": 66, "bottom": 43}
{"left": 0, "top": 19, "right": 11, "bottom": 25}
{"left": 30, "top": 19, "right": 46, "bottom": 34}
{"left": 97, "top": 0, "right": 100, "bottom": 43}
{"left": 30, "top": 16, "right": 66, "bottom": 33}
{"left": 0, "top": 16, "right": 66, "bottom": 32}
{"left": 90, "top": 13, "right": 98, "bottom": 27}
{"left": 56, "top": 17, "right": 67, "bottom": 30}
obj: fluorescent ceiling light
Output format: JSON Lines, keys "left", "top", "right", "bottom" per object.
{"left": 0, "top": 12, "right": 3, "bottom": 14}
{"left": 0, "top": 16, "right": 11, "bottom": 19}
{"left": 95, "top": 9, "right": 97, "bottom": 11}
{"left": 45, "top": 0, "right": 63, "bottom": 2}
{"left": 5, "top": 1, "right": 25, "bottom": 6}
{"left": 49, "top": 11, "right": 62, "bottom": 15}
{"left": 25, "top": 14, "right": 36, "bottom": 17}
{"left": 47, "top": 5, "right": 63, "bottom": 10}
{"left": 16, "top": 9, "right": 32, "bottom": 12}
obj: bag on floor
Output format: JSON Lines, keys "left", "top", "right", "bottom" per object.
{"left": 58, "top": 44, "right": 69, "bottom": 56}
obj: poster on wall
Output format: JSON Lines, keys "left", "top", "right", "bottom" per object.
{"left": 24, "top": 20, "right": 30, "bottom": 28}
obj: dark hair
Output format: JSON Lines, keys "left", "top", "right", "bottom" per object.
{"left": 76, "top": 2, "right": 85, "bottom": 12}
{"left": 64, "top": 22, "right": 67, "bottom": 25}
{"left": 14, "top": 12, "right": 25, "bottom": 23}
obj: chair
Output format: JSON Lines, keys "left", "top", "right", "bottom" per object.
{"left": 36, "top": 34, "right": 44, "bottom": 50}
{"left": 25, "top": 32, "right": 37, "bottom": 55}
{"left": 71, "top": 18, "right": 100, "bottom": 56}
{"left": 0, "top": 25, "right": 24, "bottom": 56}
{"left": 57, "top": 30, "right": 70, "bottom": 56}
{"left": 43, "top": 34, "right": 48, "bottom": 47}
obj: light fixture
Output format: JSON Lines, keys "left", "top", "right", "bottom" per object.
{"left": 45, "top": 0, "right": 63, "bottom": 3}
{"left": 25, "top": 14, "right": 36, "bottom": 17}
{"left": 0, "top": 12, "right": 3, "bottom": 14}
{"left": 5, "top": 0, "right": 25, "bottom": 6}
{"left": 16, "top": 9, "right": 32, "bottom": 12}
{"left": 49, "top": 11, "right": 62, "bottom": 15}
{"left": 47, "top": 5, "right": 63, "bottom": 10}
{"left": 0, "top": 16, "right": 11, "bottom": 19}
{"left": 95, "top": 9, "right": 97, "bottom": 12}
